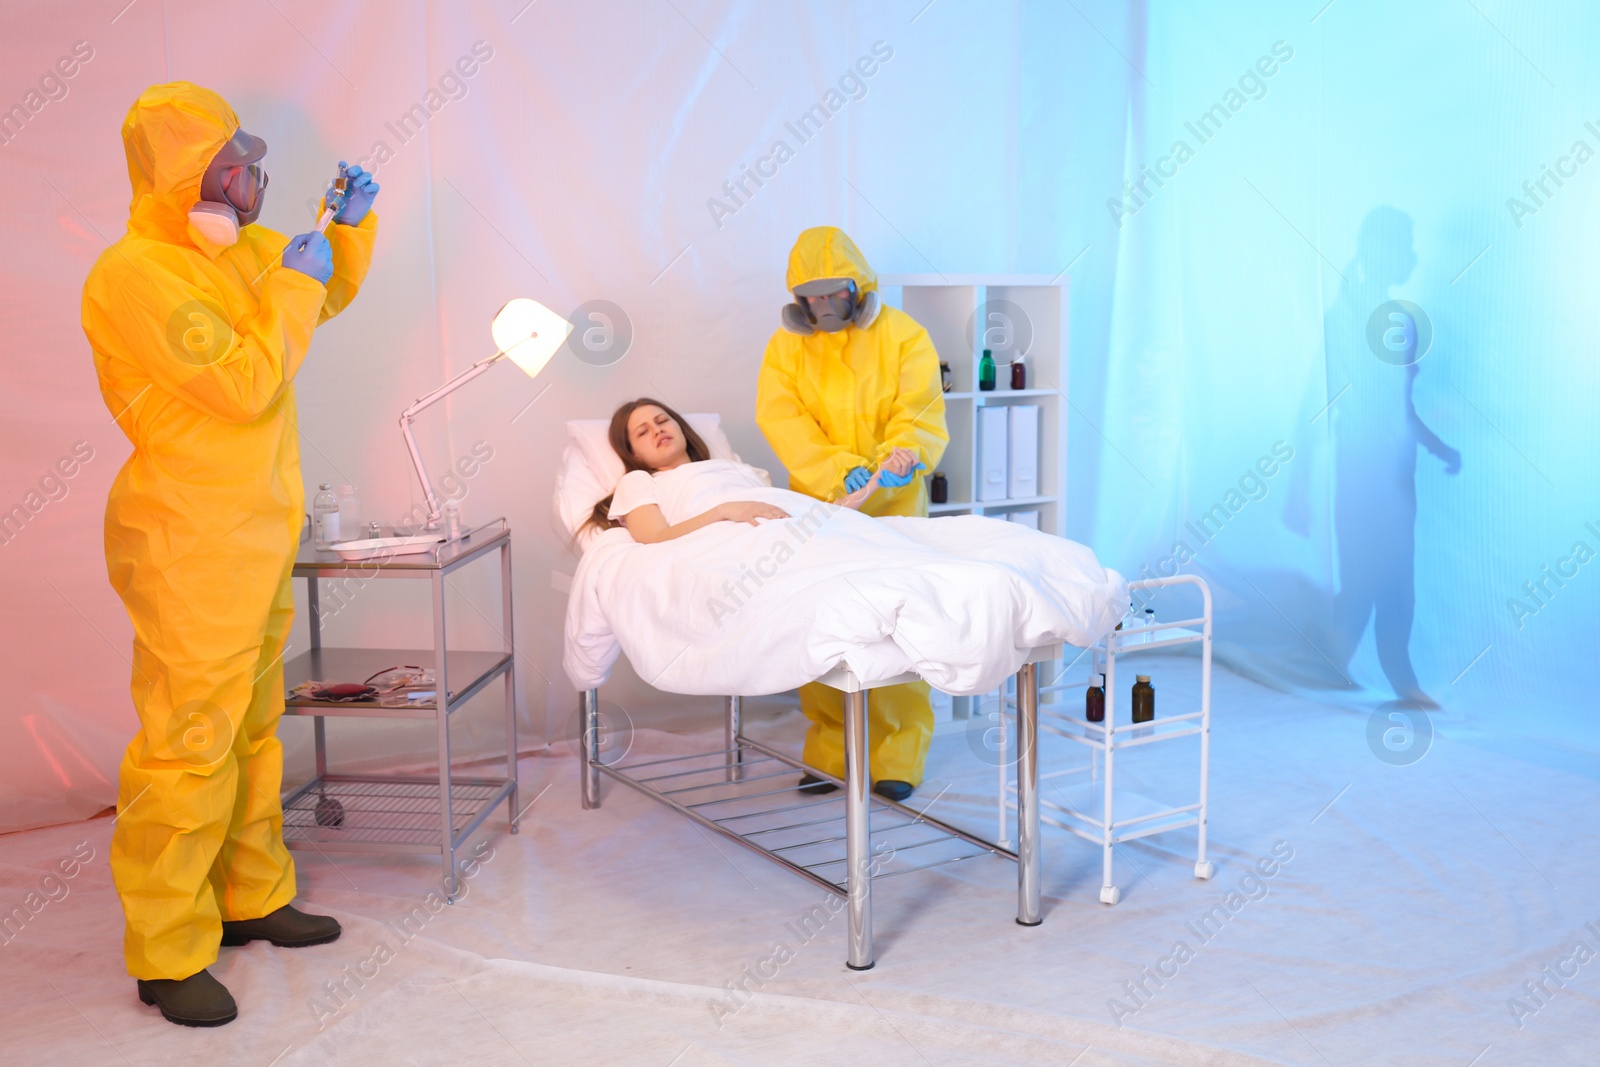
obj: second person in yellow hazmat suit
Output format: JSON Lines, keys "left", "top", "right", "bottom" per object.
{"left": 81, "top": 82, "right": 378, "bottom": 1027}
{"left": 755, "top": 227, "right": 948, "bottom": 801}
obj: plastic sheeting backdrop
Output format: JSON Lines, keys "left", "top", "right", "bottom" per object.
{"left": 0, "top": 0, "right": 1592, "bottom": 834}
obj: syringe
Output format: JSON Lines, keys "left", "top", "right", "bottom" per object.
{"left": 315, "top": 163, "right": 350, "bottom": 232}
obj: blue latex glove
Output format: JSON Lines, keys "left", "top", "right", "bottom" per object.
{"left": 333, "top": 162, "right": 379, "bottom": 225}
{"left": 282, "top": 231, "right": 334, "bottom": 285}
{"left": 844, "top": 466, "right": 873, "bottom": 493}
{"left": 877, "top": 462, "right": 925, "bottom": 489}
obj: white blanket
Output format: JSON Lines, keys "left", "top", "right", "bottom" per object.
{"left": 563, "top": 490, "right": 1128, "bottom": 696}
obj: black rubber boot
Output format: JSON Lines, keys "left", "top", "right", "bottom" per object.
{"left": 797, "top": 773, "right": 839, "bottom": 795}
{"left": 220, "top": 904, "right": 341, "bottom": 948}
{"left": 137, "top": 969, "right": 237, "bottom": 1027}
{"left": 873, "top": 780, "right": 914, "bottom": 802}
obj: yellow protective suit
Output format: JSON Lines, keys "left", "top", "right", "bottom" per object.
{"left": 81, "top": 82, "right": 376, "bottom": 981}
{"left": 755, "top": 227, "right": 948, "bottom": 785}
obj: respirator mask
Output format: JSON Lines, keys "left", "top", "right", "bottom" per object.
{"left": 188, "top": 127, "right": 269, "bottom": 249}
{"left": 781, "top": 277, "right": 880, "bottom": 335}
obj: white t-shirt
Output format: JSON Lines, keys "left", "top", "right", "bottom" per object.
{"left": 609, "top": 459, "right": 775, "bottom": 526}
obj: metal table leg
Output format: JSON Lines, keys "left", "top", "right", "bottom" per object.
{"left": 433, "top": 570, "right": 456, "bottom": 902}
{"left": 501, "top": 540, "right": 520, "bottom": 833}
{"left": 1016, "top": 660, "right": 1041, "bottom": 926}
{"left": 844, "top": 689, "right": 873, "bottom": 970}
{"left": 725, "top": 696, "right": 743, "bottom": 783}
{"left": 580, "top": 689, "right": 601, "bottom": 809}
{"left": 308, "top": 577, "right": 327, "bottom": 780}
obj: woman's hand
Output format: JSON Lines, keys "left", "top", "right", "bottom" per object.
{"left": 881, "top": 447, "right": 919, "bottom": 476}
{"left": 839, "top": 470, "right": 882, "bottom": 510}
{"left": 715, "top": 501, "right": 790, "bottom": 526}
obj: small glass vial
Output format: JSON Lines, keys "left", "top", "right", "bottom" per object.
{"left": 312, "top": 483, "right": 340, "bottom": 548}
{"left": 930, "top": 472, "right": 948, "bottom": 504}
{"left": 367, "top": 520, "right": 382, "bottom": 539}
{"left": 1131, "top": 675, "right": 1155, "bottom": 724}
{"left": 336, "top": 484, "right": 359, "bottom": 535}
{"left": 978, "top": 348, "right": 996, "bottom": 391}
{"left": 1010, "top": 355, "right": 1027, "bottom": 390}
{"left": 1085, "top": 673, "right": 1105, "bottom": 723}
{"left": 940, "top": 361, "right": 953, "bottom": 393}
{"left": 443, "top": 500, "right": 463, "bottom": 541}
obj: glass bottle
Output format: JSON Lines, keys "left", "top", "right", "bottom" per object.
{"left": 1010, "top": 355, "right": 1027, "bottom": 390}
{"left": 940, "top": 361, "right": 953, "bottom": 393}
{"left": 336, "top": 484, "right": 359, "bottom": 536}
{"left": 978, "top": 348, "right": 996, "bottom": 391}
{"left": 1131, "top": 675, "right": 1155, "bottom": 724}
{"left": 312, "top": 484, "right": 340, "bottom": 548}
{"left": 1142, "top": 607, "right": 1157, "bottom": 637}
{"left": 1085, "top": 673, "right": 1105, "bottom": 723}
{"left": 443, "top": 499, "right": 463, "bottom": 541}
{"left": 930, "top": 472, "right": 948, "bottom": 504}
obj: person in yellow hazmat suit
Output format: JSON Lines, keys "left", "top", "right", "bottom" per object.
{"left": 81, "top": 82, "right": 378, "bottom": 1027}
{"left": 755, "top": 226, "right": 948, "bottom": 803}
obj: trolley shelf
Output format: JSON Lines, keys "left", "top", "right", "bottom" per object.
{"left": 282, "top": 646, "right": 512, "bottom": 718}
{"left": 281, "top": 773, "right": 516, "bottom": 854}
{"left": 1038, "top": 707, "right": 1206, "bottom": 749}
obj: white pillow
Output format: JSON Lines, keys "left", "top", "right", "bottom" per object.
{"left": 553, "top": 413, "right": 742, "bottom": 550}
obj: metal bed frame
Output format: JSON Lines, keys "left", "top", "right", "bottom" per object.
{"left": 579, "top": 644, "right": 1059, "bottom": 970}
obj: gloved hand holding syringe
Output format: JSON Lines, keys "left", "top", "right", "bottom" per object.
{"left": 284, "top": 161, "right": 381, "bottom": 284}
{"left": 315, "top": 160, "right": 380, "bottom": 231}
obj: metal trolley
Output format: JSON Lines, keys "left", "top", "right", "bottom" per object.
{"left": 579, "top": 645, "right": 1060, "bottom": 970}
{"left": 279, "top": 520, "right": 522, "bottom": 901}
{"left": 1001, "top": 575, "right": 1214, "bottom": 904}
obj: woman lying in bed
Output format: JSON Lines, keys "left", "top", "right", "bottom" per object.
{"left": 583, "top": 396, "right": 892, "bottom": 542}
{"left": 569, "top": 397, "right": 1128, "bottom": 800}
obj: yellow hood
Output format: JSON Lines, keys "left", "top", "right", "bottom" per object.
{"left": 121, "top": 81, "right": 239, "bottom": 239}
{"left": 785, "top": 226, "right": 877, "bottom": 295}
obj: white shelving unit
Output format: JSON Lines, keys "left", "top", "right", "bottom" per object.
{"left": 997, "top": 575, "right": 1215, "bottom": 902}
{"left": 877, "top": 274, "right": 1068, "bottom": 537}
{"left": 878, "top": 274, "right": 1069, "bottom": 727}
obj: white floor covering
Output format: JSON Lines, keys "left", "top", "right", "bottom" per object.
{"left": 2, "top": 653, "right": 1596, "bottom": 1066}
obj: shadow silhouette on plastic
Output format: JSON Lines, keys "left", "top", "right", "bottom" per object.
{"left": 1285, "top": 207, "right": 1460, "bottom": 709}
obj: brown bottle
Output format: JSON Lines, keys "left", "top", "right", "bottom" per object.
{"left": 1085, "top": 674, "right": 1105, "bottom": 723}
{"left": 1131, "top": 675, "right": 1154, "bottom": 724}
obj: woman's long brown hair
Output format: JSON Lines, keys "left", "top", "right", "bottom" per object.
{"left": 578, "top": 398, "right": 713, "bottom": 541}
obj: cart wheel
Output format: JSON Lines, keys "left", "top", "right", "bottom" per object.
{"left": 1194, "top": 860, "right": 1215, "bottom": 880}
{"left": 1099, "top": 884, "right": 1120, "bottom": 905}
{"left": 314, "top": 796, "right": 345, "bottom": 828}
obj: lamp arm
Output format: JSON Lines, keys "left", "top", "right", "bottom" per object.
{"left": 399, "top": 353, "right": 507, "bottom": 528}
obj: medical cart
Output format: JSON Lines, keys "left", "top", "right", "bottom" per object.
{"left": 279, "top": 519, "right": 521, "bottom": 901}
{"left": 999, "top": 574, "right": 1214, "bottom": 903}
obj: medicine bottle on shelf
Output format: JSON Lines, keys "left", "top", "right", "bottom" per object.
{"left": 1085, "top": 673, "right": 1105, "bottom": 723}
{"left": 930, "top": 472, "right": 948, "bottom": 504}
{"left": 1131, "top": 675, "right": 1155, "bottom": 724}
{"left": 940, "top": 361, "right": 953, "bottom": 393}
{"left": 978, "top": 348, "right": 996, "bottom": 391}
{"left": 1010, "top": 355, "right": 1026, "bottom": 390}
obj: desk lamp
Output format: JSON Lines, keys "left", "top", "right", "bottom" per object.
{"left": 400, "top": 298, "right": 573, "bottom": 530}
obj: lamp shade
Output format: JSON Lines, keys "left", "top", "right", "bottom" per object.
{"left": 492, "top": 298, "right": 574, "bottom": 378}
